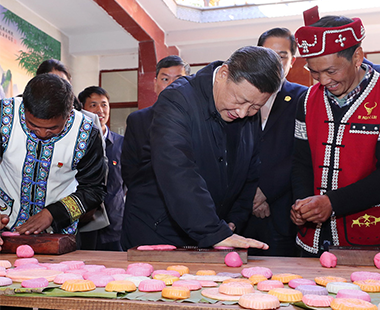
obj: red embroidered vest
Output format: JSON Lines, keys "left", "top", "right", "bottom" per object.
{"left": 297, "top": 72, "right": 380, "bottom": 254}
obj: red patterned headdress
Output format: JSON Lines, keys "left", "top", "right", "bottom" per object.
{"left": 295, "top": 6, "right": 365, "bottom": 58}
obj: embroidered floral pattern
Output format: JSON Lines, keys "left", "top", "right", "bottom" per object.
{"left": 0, "top": 187, "right": 14, "bottom": 212}
{"left": 72, "top": 114, "right": 93, "bottom": 170}
{"left": 0, "top": 98, "right": 14, "bottom": 152}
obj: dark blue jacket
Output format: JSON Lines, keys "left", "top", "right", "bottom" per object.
{"left": 257, "top": 80, "right": 307, "bottom": 236}
{"left": 121, "top": 62, "right": 261, "bottom": 249}
{"left": 121, "top": 107, "right": 153, "bottom": 188}
{"left": 98, "top": 129, "right": 126, "bottom": 244}
{"left": 363, "top": 58, "right": 380, "bottom": 73}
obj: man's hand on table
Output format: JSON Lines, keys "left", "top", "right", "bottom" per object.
{"left": 0, "top": 214, "right": 9, "bottom": 251}
{"left": 15, "top": 209, "right": 53, "bottom": 235}
{"left": 291, "top": 195, "right": 333, "bottom": 225}
{"left": 214, "top": 234, "right": 269, "bottom": 250}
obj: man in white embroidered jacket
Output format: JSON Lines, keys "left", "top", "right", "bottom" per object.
{"left": 0, "top": 74, "right": 106, "bottom": 246}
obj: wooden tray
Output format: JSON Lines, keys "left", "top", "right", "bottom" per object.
{"left": 127, "top": 246, "right": 248, "bottom": 264}
{"left": 1, "top": 233, "right": 77, "bottom": 255}
{"left": 329, "top": 246, "right": 380, "bottom": 266}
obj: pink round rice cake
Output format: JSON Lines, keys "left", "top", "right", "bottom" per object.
{"left": 0, "top": 276, "right": 13, "bottom": 286}
{"left": 302, "top": 294, "right": 334, "bottom": 307}
{"left": 126, "top": 263, "right": 153, "bottom": 277}
{"left": 218, "top": 281, "right": 254, "bottom": 296}
{"left": 138, "top": 279, "right": 166, "bottom": 292}
{"left": 201, "top": 288, "right": 240, "bottom": 301}
{"left": 16, "top": 245, "right": 34, "bottom": 258}
{"left": 127, "top": 263, "right": 153, "bottom": 272}
{"left": 137, "top": 244, "right": 176, "bottom": 251}
{"left": 83, "top": 272, "right": 102, "bottom": 280}
{"left": 59, "top": 261, "right": 85, "bottom": 270}
{"left": 39, "top": 263, "right": 51, "bottom": 267}
{"left": 374, "top": 253, "right": 380, "bottom": 269}
{"left": 319, "top": 251, "right": 337, "bottom": 268}
{"left": 242, "top": 267, "right": 272, "bottom": 279}
{"left": 257, "top": 280, "right": 284, "bottom": 292}
{"left": 86, "top": 274, "right": 114, "bottom": 287}
{"left": 101, "top": 268, "right": 127, "bottom": 275}
{"left": 112, "top": 274, "right": 129, "bottom": 281}
{"left": 239, "top": 292, "right": 280, "bottom": 309}
{"left": 82, "top": 265, "right": 106, "bottom": 272}
{"left": 0, "top": 260, "right": 12, "bottom": 269}
{"left": 289, "top": 278, "right": 316, "bottom": 289}
{"left": 172, "top": 280, "right": 202, "bottom": 291}
{"left": 47, "top": 264, "right": 70, "bottom": 272}
{"left": 0, "top": 266, "right": 6, "bottom": 276}
{"left": 125, "top": 267, "right": 151, "bottom": 277}
{"left": 54, "top": 273, "right": 83, "bottom": 284}
{"left": 151, "top": 269, "right": 181, "bottom": 278}
{"left": 14, "top": 258, "right": 39, "bottom": 267}
{"left": 1, "top": 231, "right": 20, "bottom": 236}
{"left": 198, "top": 280, "right": 218, "bottom": 287}
{"left": 64, "top": 269, "right": 88, "bottom": 276}
{"left": 14, "top": 264, "right": 47, "bottom": 271}
{"left": 351, "top": 271, "right": 380, "bottom": 282}
{"left": 21, "top": 277, "right": 49, "bottom": 288}
{"left": 337, "top": 289, "right": 371, "bottom": 302}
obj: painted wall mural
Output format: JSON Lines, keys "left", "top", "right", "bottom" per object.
{"left": 0, "top": 4, "right": 61, "bottom": 99}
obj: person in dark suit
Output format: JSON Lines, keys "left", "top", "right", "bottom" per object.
{"left": 79, "top": 86, "right": 127, "bottom": 251}
{"left": 121, "top": 55, "right": 190, "bottom": 187}
{"left": 121, "top": 46, "right": 283, "bottom": 250}
{"left": 242, "top": 28, "right": 307, "bottom": 256}
{"left": 363, "top": 58, "right": 380, "bottom": 73}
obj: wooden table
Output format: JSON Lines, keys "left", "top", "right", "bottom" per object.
{"left": 0, "top": 250, "right": 378, "bottom": 309}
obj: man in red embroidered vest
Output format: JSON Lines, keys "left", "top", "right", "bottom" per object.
{"left": 291, "top": 6, "right": 380, "bottom": 256}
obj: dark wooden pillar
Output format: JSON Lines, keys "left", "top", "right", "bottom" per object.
{"left": 93, "top": 0, "right": 179, "bottom": 109}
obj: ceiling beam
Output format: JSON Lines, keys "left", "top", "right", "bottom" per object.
{"left": 93, "top": 0, "right": 178, "bottom": 108}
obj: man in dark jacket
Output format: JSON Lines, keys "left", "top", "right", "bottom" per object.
{"left": 243, "top": 28, "right": 307, "bottom": 256}
{"left": 122, "top": 56, "right": 190, "bottom": 187}
{"left": 79, "top": 86, "right": 127, "bottom": 251}
{"left": 121, "top": 46, "right": 283, "bottom": 250}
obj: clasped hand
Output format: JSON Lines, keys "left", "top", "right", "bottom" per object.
{"left": 252, "top": 187, "right": 270, "bottom": 218}
{"left": 290, "top": 195, "right": 333, "bottom": 226}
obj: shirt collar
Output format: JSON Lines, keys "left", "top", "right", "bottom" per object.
{"left": 103, "top": 125, "right": 109, "bottom": 140}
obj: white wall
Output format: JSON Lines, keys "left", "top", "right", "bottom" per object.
{"left": 100, "top": 54, "right": 138, "bottom": 71}
{"left": 0, "top": 0, "right": 110, "bottom": 95}
{"left": 68, "top": 55, "right": 100, "bottom": 97}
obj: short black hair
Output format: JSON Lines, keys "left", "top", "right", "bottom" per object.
{"left": 156, "top": 55, "right": 191, "bottom": 77}
{"left": 78, "top": 86, "right": 110, "bottom": 106}
{"left": 23, "top": 74, "right": 73, "bottom": 120}
{"left": 258, "top": 27, "right": 296, "bottom": 56}
{"left": 311, "top": 15, "right": 361, "bottom": 60}
{"left": 224, "top": 46, "right": 283, "bottom": 94}
{"left": 36, "top": 59, "right": 72, "bottom": 81}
